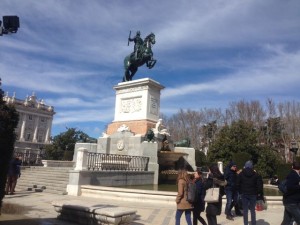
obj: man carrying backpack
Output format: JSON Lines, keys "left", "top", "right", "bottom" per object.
{"left": 280, "top": 161, "right": 300, "bottom": 225}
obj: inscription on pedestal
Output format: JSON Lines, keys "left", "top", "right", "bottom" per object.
{"left": 120, "top": 97, "right": 142, "bottom": 113}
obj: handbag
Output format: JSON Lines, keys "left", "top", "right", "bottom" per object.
{"left": 204, "top": 186, "right": 220, "bottom": 203}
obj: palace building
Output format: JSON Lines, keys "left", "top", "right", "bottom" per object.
{"left": 3, "top": 92, "right": 55, "bottom": 153}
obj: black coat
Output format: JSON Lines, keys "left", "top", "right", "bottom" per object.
{"left": 283, "top": 169, "right": 300, "bottom": 205}
{"left": 224, "top": 168, "right": 237, "bottom": 191}
{"left": 237, "top": 168, "right": 263, "bottom": 196}
{"left": 194, "top": 178, "right": 205, "bottom": 212}
{"left": 204, "top": 174, "right": 226, "bottom": 216}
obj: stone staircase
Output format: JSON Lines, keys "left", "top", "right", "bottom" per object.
{"left": 16, "top": 166, "right": 70, "bottom": 195}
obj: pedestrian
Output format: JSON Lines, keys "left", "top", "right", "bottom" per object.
{"left": 175, "top": 170, "right": 193, "bottom": 225}
{"left": 280, "top": 161, "right": 300, "bottom": 225}
{"left": 203, "top": 163, "right": 227, "bottom": 225}
{"left": 193, "top": 169, "right": 207, "bottom": 225}
{"left": 5, "top": 156, "right": 22, "bottom": 195}
{"left": 224, "top": 161, "right": 243, "bottom": 220}
{"left": 270, "top": 175, "right": 280, "bottom": 185}
{"left": 237, "top": 160, "right": 263, "bottom": 225}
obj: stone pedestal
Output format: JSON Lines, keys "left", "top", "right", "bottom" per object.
{"left": 72, "top": 77, "right": 195, "bottom": 187}
{"left": 107, "top": 78, "right": 164, "bottom": 135}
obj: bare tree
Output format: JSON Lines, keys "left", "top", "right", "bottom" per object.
{"left": 163, "top": 99, "right": 299, "bottom": 163}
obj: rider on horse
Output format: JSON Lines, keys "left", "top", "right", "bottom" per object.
{"left": 123, "top": 31, "right": 156, "bottom": 82}
{"left": 128, "top": 31, "right": 143, "bottom": 60}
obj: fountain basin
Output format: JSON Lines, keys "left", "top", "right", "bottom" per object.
{"left": 157, "top": 151, "right": 188, "bottom": 167}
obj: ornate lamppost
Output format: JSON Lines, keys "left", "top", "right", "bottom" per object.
{"left": 289, "top": 139, "right": 298, "bottom": 161}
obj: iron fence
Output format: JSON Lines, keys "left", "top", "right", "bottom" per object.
{"left": 87, "top": 152, "right": 149, "bottom": 171}
{"left": 14, "top": 152, "right": 46, "bottom": 166}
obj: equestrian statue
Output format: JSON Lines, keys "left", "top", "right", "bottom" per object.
{"left": 123, "top": 30, "right": 157, "bottom": 82}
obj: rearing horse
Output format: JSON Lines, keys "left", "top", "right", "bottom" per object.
{"left": 123, "top": 33, "right": 157, "bottom": 82}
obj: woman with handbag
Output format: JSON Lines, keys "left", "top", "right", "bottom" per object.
{"left": 175, "top": 170, "right": 193, "bottom": 225}
{"left": 203, "top": 164, "right": 227, "bottom": 225}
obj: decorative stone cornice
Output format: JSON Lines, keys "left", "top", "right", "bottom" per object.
{"left": 3, "top": 92, "right": 55, "bottom": 115}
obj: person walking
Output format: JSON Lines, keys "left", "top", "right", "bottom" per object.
{"left": 175, "top": 170, "right": 193, "bottom": 225}
{"left": 203, "top": 164, "right": 227, "bottom": 225}
{"left": 224, "top": 161, "right": 243, "bottom": 220}
{"left": 237, "top": 160, "right": 263, "bottom": 225}
{"left": 193, "top": 169, "right": 207, "bottom": 225}
{"left": 280, "top": 161, "right": 300, "bottom": 225}
{"left": 5, "top": 156, "right": 22, "bottom": 195}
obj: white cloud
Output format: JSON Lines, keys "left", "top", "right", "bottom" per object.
{"left": 53, "top": 108, "right": 114, "bottom": 125}
{"left": 1, "top": 0, "right": 300, "bottom": 137}
{"left": 162, "top": 46, "right": 300, "bottom": 99}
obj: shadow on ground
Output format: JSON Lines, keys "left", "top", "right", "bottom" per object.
{"left": 0, "top": 202, "right": 75, "bottom": 225}
{"left": 0, "top": 214, "right": 76, "bottom": 225}
{"left": 0, "top": 214, "right": 42, "bottom": 225}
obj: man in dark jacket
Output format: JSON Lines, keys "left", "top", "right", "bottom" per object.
{"left": 224, "top": 161, "right": 242, "bottom": 221}
{"left": 237, "top": 161, "right": 263, "bottom": 225}
{"left": 5, "top": 156, "right": 22, "bottom": 195}
{"left": 280, "top": 161, "right": 300, "bottom": 225}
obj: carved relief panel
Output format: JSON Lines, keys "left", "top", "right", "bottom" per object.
{"left": 120, "top": 97, "right": 142, "bottom": 114}
{"left": 150, "top": 95, "right": 159, "bottom": 116}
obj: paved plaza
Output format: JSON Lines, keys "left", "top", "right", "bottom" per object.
{"left": 0, "top": 190, "right": 285, "bottom": 225}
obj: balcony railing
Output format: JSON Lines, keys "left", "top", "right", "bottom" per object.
{"left": 87, "top": 153, "right": 149, "bottom": 171}
{"left": 15, "top": 152, "right": 45, "bottom": 166}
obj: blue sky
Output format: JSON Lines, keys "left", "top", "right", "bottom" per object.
{"left": 1, "top": 0, "right": 300, "bottom": 138}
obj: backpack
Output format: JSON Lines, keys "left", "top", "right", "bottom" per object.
{"left": 278, "top": 179, "right": 287, "bottom": 194}
{"left": 186, "top": 181, "right": 198, "bottom": 204}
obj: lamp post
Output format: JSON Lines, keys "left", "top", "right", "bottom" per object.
{"left": 0, "top": 15, "right": 19, "bottom": 36}
{"left": 289, "top": 139, "right": 298, "bottom": 161}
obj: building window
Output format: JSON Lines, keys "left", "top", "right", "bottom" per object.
{"left": 28, "top": 115, "right": 33, "bottom": 120}
{"left": 26, "top": 133, "right": 31, "bottom": 141}
{"left": 40, "top": 117, "right": 46, "bottom": 123}
{"left": 38, "top": 135, "right": 43, "bottom": 142}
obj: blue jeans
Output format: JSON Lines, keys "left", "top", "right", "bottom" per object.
{"left": 242, "top": 194, "right": 256, "bottom": 225}
{"left": 281, "top": 203, "right": 300, "bottom": 225}
{"left": 176, "top": 209, "right": 192, "bottom": 225}
{"left": 225, "top": 189, "right": 238, "bottom": 216}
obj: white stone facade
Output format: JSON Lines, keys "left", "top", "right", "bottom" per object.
{"left": 3, "top": 92, "right": 55, "bottom": 152}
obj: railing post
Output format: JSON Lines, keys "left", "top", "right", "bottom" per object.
{"left": 74, "top": 147, "right": 88, "bottom": 170}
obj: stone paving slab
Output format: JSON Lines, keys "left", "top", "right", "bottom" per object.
{"left": 1, "top": 191, "right": 285, "bottom": 225}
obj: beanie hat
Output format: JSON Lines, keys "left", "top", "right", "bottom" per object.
{"left": 244, "top": 160, "right": 253, "bottom": 169}
{"left": 229, "top": 161, "right": 237, "bottom": 167}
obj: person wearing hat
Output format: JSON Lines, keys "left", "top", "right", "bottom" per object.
{"left": 237, "top": 160, "right": 263, "bottom": 225}
{"left": 280, "top": 161, "right": 300, "bottom": 225}
{"left": 224, "top": 161, "right": 243, "bottom": 221}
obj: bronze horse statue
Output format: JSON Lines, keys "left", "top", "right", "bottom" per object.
{"left": 123, "top": 33, "right": 157, "bottom": 82}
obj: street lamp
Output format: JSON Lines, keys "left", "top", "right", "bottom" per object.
{"left": 0, "top": 15, "right": 19, "bottom": 36}
{"left": 290, "top": 139, "right": 298, "bottom": 155}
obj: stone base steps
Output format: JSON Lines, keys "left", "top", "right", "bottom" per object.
{"left": 16, "top": 166, "right": 70, "bottom": 195}
{"left": 80, "top": 185, "right": 284, "bottom": 208}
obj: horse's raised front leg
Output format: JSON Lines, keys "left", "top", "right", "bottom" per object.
{"left": 147, "top": 59, "right": 156, "bottom": 69}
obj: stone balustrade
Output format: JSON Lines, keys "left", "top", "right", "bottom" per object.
{"left": 41, "top": 160, "right": 75, "bottom": 168}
